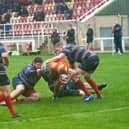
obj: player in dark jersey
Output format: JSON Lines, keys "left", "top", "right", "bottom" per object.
{"left": 45, "top": 43, "right": 103, "bottom": 102}
{"left": 0, "top": 43, "right": 19, "bottom": 118}
{"left": 10, "top": 57, "right": 43, "bottom": 102}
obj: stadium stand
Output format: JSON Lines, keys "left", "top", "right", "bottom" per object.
{"left": 0, "top": 0, "right": 115, "bottom": 54}
{"left": 0, "top": 0, "right": 111, "bottom": 37}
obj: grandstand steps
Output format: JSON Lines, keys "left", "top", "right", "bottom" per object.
{"left": 79, "top": 0, "right": 115, "bottom": 22}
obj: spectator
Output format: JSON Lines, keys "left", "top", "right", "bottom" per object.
{"left": 51, "top": 29, "right": 60, "bottom": 45}
{"left": 4, "top": 10, "right": 12, "bottom": 23}
{"left": 12, "top": 0, "right": 21, "bottom": 13}
{"left": 64, "top": 5, "right": 73, "bottom": 20}
{"left": 54, "top": 0, "right": 64, "bottom": 3}
{"left": 112, "top": 21, "right": 123, "bottom": 55}
{"left": 0, "top": 15, "right": 2, "bottom": 24}
{"left": 66, "top": 24, "right": 75, "bottom": 44}
{"left": 17, "top": 0, "right": 30, "bottom": 5}
{"left": 86, "top": 24, "right": 94, "bottom": 50}
{"left": 64, "top": 0, "right": 71, "bottom": 2}
{"left": 55, "top": 2, "right": 66, "bottom": 14}
{"left": 33, "top": 8, "right": 45, "bottom": 21}
{"left": 34, "top": 0, "right": 43, "bottom": 4}
{"left": 19, "top": 5, "right": 29, "bottom": 17}
{"left": 0, "top": 14, "right": 11, "bottom": 35}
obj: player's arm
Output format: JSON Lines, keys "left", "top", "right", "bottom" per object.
{"left": 24, "top": 66, "right": 41, "bottom": 76}
{"left": 68, "top": 67, "right": 83, "bottom": 79}
{"left": 46, "top": 53, "right": 65, "bottom": 63}
{"left": 1, "top": 52, "right": 9, "bottom": 66}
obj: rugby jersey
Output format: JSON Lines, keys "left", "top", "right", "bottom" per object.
{"left": 62, "top": 44, "right": 96, "bottom": 65}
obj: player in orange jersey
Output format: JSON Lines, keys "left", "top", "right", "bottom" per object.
{"left": 42, "top": 59, "right": 71, "bottom": 98}
{"left": 42, "top": 59, "right": 107, "bottom": 99}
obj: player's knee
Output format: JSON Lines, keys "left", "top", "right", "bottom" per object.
{"left": 31, "top": 93, "right": 40, "bottom": 101}
{"left": 3, "top": 92, "right": 9, "bottom": 99}
{"left": 16, "top": 85, "right": 25, "bottom": 92}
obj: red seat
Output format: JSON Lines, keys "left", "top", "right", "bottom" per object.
{"left": 23, "top": 23, "right": 32, "bottom": 35}
{"left": 19, "top": 17, "right": 27, "bottom": 23}
{"left": 33, "top": 22, "right": 42, "bottom": 34}
{"left": 12, "top": 24, "right": 22, "bottom": 36}
{"left": 56, "top": 14, "right": 64, "bottom": 21}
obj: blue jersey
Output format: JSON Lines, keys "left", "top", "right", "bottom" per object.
{"left": 0, "top": 45, "right": 7, "bottom": 74}
{"left": 62, "top": 44, "right": 96, "bottom": 65}
{"left": 15, "top": 64, "right": 42, "bottom": 88}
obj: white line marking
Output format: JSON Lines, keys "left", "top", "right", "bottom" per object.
{"left": 1, "top": 106, "right": 129, "bottom": 124}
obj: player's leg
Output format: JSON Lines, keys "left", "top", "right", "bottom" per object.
{"left": 74, "top": 78, "right": 91, "bottom": 96}
{"left": 85, "top": 74, "right": 102, "bottom": 98}
{"left": 79, "top": 55, "right": 103, "bottom": 100}
{"left": 114, "top": 38, "right": 119, "bottom": 54}
{"left": 98, "top": 83, "right": 107, "bottom": 91}
{"left": 0, "top": 74, "right": 20, "bottom": 117}
{"left": 0, "top": 85, "right": 19, "bottom": 117}
{"left": 10, "top": 84, "right": 25, "bottom": 99}
{"left": 57, "top": 80, "right": 81, "bottom": 97}
{"left": 77, "top": 78, "right": 94, "bottom": 102}
{"left": 69, "top": 68, "right": 94, "bottom": 102}
{"left": 10, "top": 77, "right": 25, "bottom": 99}
{"left": 22, "top": 89, "right": 40, "bottom": 102}
{"left": 69, "top": 69, "right": 92, "bottom": 96}
{"left": 118, "top": 37, "right": 123, "bottom": 54}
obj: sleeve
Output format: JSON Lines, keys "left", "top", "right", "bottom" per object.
{"left": 0, "top": 48, "right": 7, "bottom": 53}
{"left": 62, "top": 48, "right": 74, "bottom": 66}
{"left": 24, "top": 65, "right": 37, "bottom": 76}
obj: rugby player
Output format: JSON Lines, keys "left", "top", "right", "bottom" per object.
{"left": 0, "top": 43, "right": 19, "bottom": 118}
{"left": 45, "top": 43, "right": 103, "bottom": 102}
{"left": 10, "top": 57, "right": 43, "bottom": 102}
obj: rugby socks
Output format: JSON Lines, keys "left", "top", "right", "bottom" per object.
{"left": 0, "top": 93, "right": 6, "bottom": 101}
{"left": 5, "top": 96, "right": 17, "bottom": 115}
{"left": 87, "top": 79, "right": 102, "bottom": 97}
{"left": 76, "top": 80, "right": 91, "bottom": 96}
{"left": 0, "top": 93, "right": 17, "bottom": 115}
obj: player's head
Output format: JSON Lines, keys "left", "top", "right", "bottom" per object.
{"left": 54, "top": 42, "right": 64, "bottom": 54}
{"left": 32, "top": 57, "right": 43, "bottom": 69}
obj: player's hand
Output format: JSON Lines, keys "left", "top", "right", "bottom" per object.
{"left": 37, "top": 69, "right": 42, "bottom": 76}
{"left": 68, "top": 69, "right": 78, "bottom": 78}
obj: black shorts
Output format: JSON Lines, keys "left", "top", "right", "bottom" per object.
{"left": 79, "top": 54, "right": 99, "bottom": 72}
{"left": 12, "top": 76, "right": 24, "bottom": 89}
{"left": 12, "top": 76, "right": 36, "bottom": 97}
{"left": 87, "top": 37, "right": 93, "bottom": 43}
{"left": 0, "top": 74, "right": 10, "bottom": 86}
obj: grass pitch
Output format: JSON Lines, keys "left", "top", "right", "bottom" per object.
{"left": 0, "top": 53, "right": 129, "bottom": 129}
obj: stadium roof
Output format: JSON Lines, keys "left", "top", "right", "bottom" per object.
{"left": 96, "top": 0, "right": 129, "bottom": 16}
